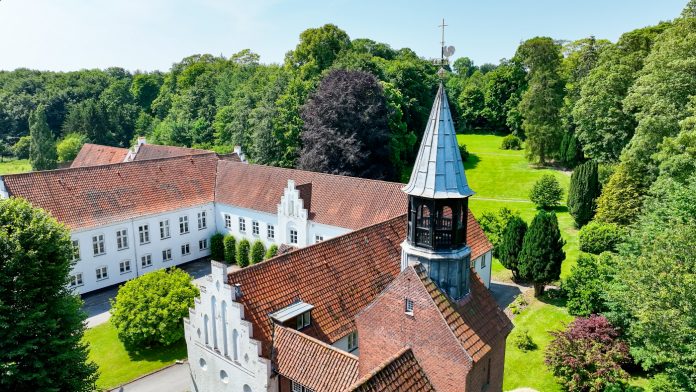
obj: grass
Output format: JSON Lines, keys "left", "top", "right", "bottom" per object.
{"left": 83, "top": 321, "right": 187, "bottom": 390}
{"left": 0, "top": 159, "right": 31, "bottom": 175}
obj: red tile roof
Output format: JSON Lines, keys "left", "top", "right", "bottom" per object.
{"left": 347, "top": 347, "right": 435, "bottom": 392}
{"left": 70, "top": 143, "right": 129, "bottom": 168}
{"left": 3, "top": 155, "right": 218, "bottom": 230}
{"left": 132, "top": 144, "right": 213, "bottom": 161}
{"left": 274, "top": 326, "right": 359, "bottom": 392}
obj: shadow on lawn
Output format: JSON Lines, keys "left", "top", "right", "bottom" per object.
{"left": 537, "top": 288, "right": 567, "bottom": 308}
{"left": 463, "top": 153, "right": 481, "bottom": 170}
{"left": 126, "top": 339, "right": 187, "bottom": 363}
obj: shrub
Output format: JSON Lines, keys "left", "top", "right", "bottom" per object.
{"left": 236, "top": 239, "right": 250, "bottom": 267}
{"left": 529, "top": 174, "right": 563, "bottom": 209}
{"left": 497, "top": 216, "right": 527, "bottom": 281}
{"left": 459, "top": 144, "right": 469, "bottom": 162}
{"left": 110, "top": 268, "right": 199, "bottom": 348}
{"left": 578, "top": 221, "right": 624, "bottom": 254}
{"left": 265, "top": 244, "right": 279, "bottom": 259}
{"left": 518, "top": 210, "right": 565, "bottom": 296}
{"left": 56, "top": 133, "right": 86, "bottom": 162}
{"left": 567, "top": 160, "right": 601, "bottom": 227}
{"left": 223, "top": 235, "right": 236, "bottom": 264}
{"left": 546, "top": 315, "right": 630, "bottom": 392}
{"left": 210, "top": 233, "right": 224, "bottom": 261}
{"left": 562, "top": 253, "right": 611, "bottom": 316}
{"left": 512, "top": 329, "right": 537, "bottom": 351}
{"left": 509, "top": 295, "right": 529, "bottom": 315}
{"left": 11, "top": 135, "right": 31, "bottom": 159}
{"left": 251, "top": 240, "right": 266, "bottom": 264}
{"left": 478, "top": 207, "right": 520, "bottom": 257}
{"left": 501, "top": 134, "right": 522, "bottom": 150}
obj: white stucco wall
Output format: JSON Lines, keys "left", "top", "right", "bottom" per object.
{"left": 185, "top": 261, "right": 273, "bottom": 392}
{"left": 473, "top": 250, "right": 493, "bottom": 288}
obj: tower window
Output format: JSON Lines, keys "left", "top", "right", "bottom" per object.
{"left": 405, "top": 298, "right": 414, "bottom": 315}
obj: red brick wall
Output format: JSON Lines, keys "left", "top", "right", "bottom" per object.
{"left": 465, "top": 338, "right": 507, "bottom": 392}
{"left": 355, "top": 268, "right": 473, "bottom": 391}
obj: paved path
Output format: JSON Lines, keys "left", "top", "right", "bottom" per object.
{"left": 489, "top": 280, "right": 531, "bottom": 309}
{"left": 110, "top": 363, "right": 191, "bottom": 392}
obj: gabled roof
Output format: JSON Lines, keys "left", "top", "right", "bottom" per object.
{"left": 3, "top": 154, "right": 218, "bottom": 230}
{"left": 132, "top": 144, "right": 213, "bottom": 161}
{"left": 70, "top": 143, "right": 129, "bottom": 168}
{"left": 274, "top": 326, "right": 359, "bottom": 392}
{"left": 402, "top": 83, "right": 474, "bottom": 199}
{"left": 347, "top": 347, "right": 436, "bottom": 392}
{"left": 215, "top": 161, "right": 407, "bottom": 230}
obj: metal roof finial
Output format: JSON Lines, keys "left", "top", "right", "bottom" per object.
{"left": 435, "top": 18, "right": 455, "bottom": 79}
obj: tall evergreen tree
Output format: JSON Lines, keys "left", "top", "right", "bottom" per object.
{"left": 518, "top": 210, "right": 566, "bottom": 296}
{"left": 568, "top": 160, "right": 601, "bottom": 227}
{"left": 498, "top": 216, "right": 528, "bottom": 281}
{"left": 0, "top": 198, "right": 98, "bottom": 391}
{"left": 29, "top": 105, "right": 57, "bottom": 171}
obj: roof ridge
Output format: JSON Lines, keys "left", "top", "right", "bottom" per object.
{"left": 346, "top": 346, "right": 413, "bottom": 390}
{"left": 276, "top": 325, "right": 359, "bottom": 361}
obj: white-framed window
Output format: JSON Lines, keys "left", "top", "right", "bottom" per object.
{"left": 405, "top": 298, "right": 414, "bottom": 315}
{"left": 71, "top": 239, "right": 80, "bottom": 261}
{"left": 139, "top": 224, "right": 150, "bottom": 244}
{"left": 141, "top": 254, "right": 152, "bottom": 268}
{"left": 69, "top": 273, "right": 83, "bottom": 288}
{"left": 92, "top": 234, "right": 105, "bottom": 256}
{"left": 289, "top": 229, "right": 298, "bottom": 244}
{"left": 181, "top": 243, "right": 191, "bottom": 256}
{"left": 95, "top": 266, "right": 108, "bottom": 281}
{"left": 160, "top": 219, "right": 171, "bottom": 239}
{"left": 199, "top": 239, "right": 208, "bottom": 251}
{"left": 347, "top": 331, "right": 358, "bottom": 351}
{"left": 198, "top": 211, "right": 207, "bottom": 230}
{"left": 224, "top": 214, "right": 231, "bottom": 228}
{"left": 252, "top": 221, "right": 259, "bottom": 235}
{"left": 179, "top": 216, "right": 189, "bottom": 234}
{"left": 292, "top": 381, "right": 314, "bottom": 392}
{"left": 296, "top": 311, "right": 311, "bottom": 330}
{"left": 481, "top": 254, "right": 487, "bottom": 269}
{"left": 315, "top": 235, "right": 323, "bottom": 243}
{"left": 239, "top": 217, "right": 246, "bottom": 233}
{"left": 267, "top": 225, "right": 275, "bottom": 239}
{"left": 116, "top": 229, "right": 128, "bottom": 250}
{"left": 162, "top": 248, "right": 172, "bottom": 262}
{"left": 119, "top": 260, "right": 131, "bottom": 274}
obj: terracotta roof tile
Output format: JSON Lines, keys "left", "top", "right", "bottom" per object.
{"left": 274, "top": 326, "right": 359, "bottom": 392}
{"left": 347, "top": 347, "right": 436, "bottom": 392}
{"left": 70, "top": 143, "right": 129, "bottom": 168}
{"left": 466, "top": 209, "right": 493, "bottom": 261}
{"left": 132, "top": 144, "right": 212, "bottom": 161}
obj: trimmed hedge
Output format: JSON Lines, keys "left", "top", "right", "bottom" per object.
{"left": 236, "top": 239, "right": 250, "bottom": 267}
{"left": 223, "top": 235, "right": 236, "bottom": 264}
{"left": 251, "top": 240, "right": 266, "bottom": 264}
{"left": 265, "top": 244, "right": 279, "bottom": 259}
{"left": 210, "top": 233, "right": 225, "bottom": 261}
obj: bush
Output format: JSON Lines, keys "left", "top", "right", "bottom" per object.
{"left": 110, "top": 268, "right": 198, "bottom": 348}
{"left": 265, "top": 244, "right": 279, "bottom": 259}
{"left": 223, "top": 235, "right": 236, "bottom": 264}
{"left": 546, "top": 315, "right": 629, "bottom": 392}
{"left": 578, "top": 221, "right": 624, "bottom": 254}
{"left": 500, "top": 134, "right": 522, "bottom": 150}
{"left": 512, "top": 329, "right": 537, "bottom": 351}
{"left": 459, "top": 144, "right": 469, "bottom": 162}
{"left": 56, "top": 133, "right": 86, "bottom": 162}
{"left": 250, "top": 240, "right": 265, "bottom": 264}
{"left": 236, "top": 239, "right": 250, "bottom": 267}
{"left": 509, "top": 295, "right": 529, "bottom": 315}
{"left": 529, "top": 174, "right": 563, "bottom": 209}
{"left": 562, "top": 253, "right": 610, "bottom": 316}
{"left": 210, "top": 233, "right": 224, "bottom": 261}
{"left": 478, "top": 207, "right": 520, "bottom": 257}
{"left": 497, "top": 215, "right": 527, "bottom": 281}
{"left": 11, "top": 136, "right": 31, "bottom": 159}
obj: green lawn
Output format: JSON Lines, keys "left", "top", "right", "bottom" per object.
{"left": 83, "top": 322, "right": 187, "bottom": 390}
{"left": 0, "top": 159, "right": 31, "bottom": 175}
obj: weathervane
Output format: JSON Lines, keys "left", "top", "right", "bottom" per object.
{"left": 434, "top": 18, "right": 455, "bottom": 78}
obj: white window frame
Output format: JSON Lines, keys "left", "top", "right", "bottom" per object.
{"left": 315, "top": 235, "right": 323, "bottom": 243}
{"left": 141, "top": 254, "right": 152, "bottom": 268}
{"left": 198, "top": 211, "right": 207, "bottom": 230}
{"left": 70, "top": 273, "right": 84, "bottom": 287}
{"left": 71, "top": 239, "right": 80, "bottom": 261}
{"left": 95, "top": 266, "right": 108, "bottom": 281}
{"left": 267, "top": 225, "right": 275, "bottom": 239}
{"left": 179, "top": 216, "right": 189, "bottom": 234}
{"left": 347, "top": 331, "right": 358, "bottom": 352}
{"left": 116, "top": 229, "right": 129, "bottom": 250}
{"left": 139, "top": 224, "right": 150, "bottom": 244}
{"left": 289, "top": 229, "right": 298, "bottom": 244}
{"left": 405, "top": 298, "right": 414, "bottom": 315}
{"left": 162, "top": 248, "right": 172, "bottom": 262}
{"left": 239, "top": 217, "right": 246, "bottom": 233}
{"left": 296, "top": 311, "right": 310, "bottom": 330}
{"left": 92, "top": 234, "right": 105, "bottom": 256}
{"left": 252, "top": 220, "right": 259, "bottom": 236}
{"left": 199, "top": 239, "right": 208, "bottom": 251}
{"left": 224, "top": 214, "right": 231, "bottom": 229}
{"left": 160, "top": 219, "right": 171, "bottom": 239}
{"left": 292, "top": 381, "right": 314, "bottom": 392}
{"left": 181, "top": 243, "right": 191, "bottom": 256}
{"left": 481, "top": 254, "right": 487, "bottom": 269}
{"left": 119, "top": 260, "right": 131, "bottom": 274}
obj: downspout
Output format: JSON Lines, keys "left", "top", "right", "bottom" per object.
{"left": 130, "top": 218, "right": 140, "bottom": 278}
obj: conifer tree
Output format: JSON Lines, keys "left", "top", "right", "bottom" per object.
{"left": 498, "top": 216, "right": 528, "bottom": 281}
{"left": 250, "top": 240, "right": 266, "bottom": 264}
{"left": 223, "top": 235, "right": 236, "bottom": 264}
{"left": 518, "top": 210, "right": 565, "bottom": 296}
{"left": 568, "top": 160, "right": 601, "bottom": 227}
{"left": 29, "top": 105, "right": 57, "bottom": 170}
{"left": 236, "top": 239, "right": 250, "bottom": 267}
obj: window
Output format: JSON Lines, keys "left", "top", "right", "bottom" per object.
{"left": 481, "top": 255, "right": 486, "bottom": 269}
{"left": 292, "top": 381, "right": 314, "bottom": 392}
{"left": 141, "top": 254, "right": 152, "bottom": 268}
{"left": 119, "top": 260, "right": 131, "bottom": 274}
{"left": 199, "top": 239, "right": 209, "bottom": 251}
{"left": 224, "top": 214, "right": 231, "bottom": 229}
{"left": 267, "top": 225, "right": 275, "bottom": 239}
{"left": 198, "top": 211, "right": 207, "bottom": 230}
{"left": 162, "top": 249, "right": 172, "bottom": 262}
{"left": 289, "top": 229, "right": 298, "bottom": 244}
{"left": 160, "top": 219, "right": 171, "bottom": 239}
{"left": 116, "top": 229, "right": 128, "bottom": 250}
{"left": 315, "top": 235, "right": 323, "bottom": 243}
{"left": 69, "top": 273, "right": 83, "bottom": 288}
{"left": 181, "top": 243, "right": 191, "bottom": 256}
{"left": 139, "top": 224, "right": 150, "bottom": 244}
{"left": 179, "top": 216, "right": 189, "bottom": 234}
{"left": 92, "top": 234, "right": 105, "bottom": 256}
{"left": 71, "top": 240, "right": 80, "bottom": 261}
{"left": 95, "top": 266, "right": 108, "bottom": 280}
{"left": 347, "top": 331, "right": 358, "bottom": 351}
{"left": 239, "top": 217, "right": 246, "bottom": 232}
{"left": 405, "top": 298, "right": 414, "bottom": 315}
{"left": 252, "top": 221, "right": 259, "bottom": 235}
{"left": 296, "top": 311, "right": 311, "bottom": 330}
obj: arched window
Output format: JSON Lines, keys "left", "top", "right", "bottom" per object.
{"left": 232, "top": 329, "right": 239, "bottom": 361}
{"left": 203, "top": 314, "right": 209, "bottom": 346}
{"left": 211, "top": 296, "right": 218, "bottom": 349}
{"left": 221, "top": 301, "right": 229, "bottom": 357}
{"left": 243, "top": 385, "right": 252, "bottom": 392}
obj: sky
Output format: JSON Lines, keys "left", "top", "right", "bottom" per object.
{"left": 0, "top": 0, "right": 687, "bottom": 72}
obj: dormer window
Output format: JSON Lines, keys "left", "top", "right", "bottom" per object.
{"left": 296, "top": 311, "right": 311, "bottom": 330}
{"left": 269, "top": 301, "right": 313, "bottom": 331}
{"left": 405, "top": 298, "right": 414, "bottom": 315}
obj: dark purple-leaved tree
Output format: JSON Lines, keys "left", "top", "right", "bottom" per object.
{"left": 298, "top": 69, "right": 394, "bottom": 180}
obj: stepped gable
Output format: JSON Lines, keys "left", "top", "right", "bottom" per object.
{"left": 2, "top": 154, "right": 217, "bottom": 230}
{"left": 347, "top": 347, "right": 436, "bottom": 392}
{"left": 70, "top": 143, "right": 129, "bottom": 168}
{"left": 274, "top": 326, "right": 359, "bottom": 392}
{"left": 132, "top": 143, "right": 214, "bottom": 161}
{"left": 215, "top": 161, "right": 408, "bottom": 230}
{"left": 228, "top": 215, "right": 407, "bottom": 357}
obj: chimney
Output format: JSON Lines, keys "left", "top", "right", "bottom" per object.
{"left": 137, "top": 136, "right": 147, "bottom": 146}
{"left": 233, "top": 145, "right": 247, "bottom": 163}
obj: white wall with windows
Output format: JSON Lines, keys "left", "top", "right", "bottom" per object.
{"left": 472, "top": 250, "right": 493, "bottom": 288}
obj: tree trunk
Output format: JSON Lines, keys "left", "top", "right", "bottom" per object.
{"left": 533, "top": 282, "right": 545, "bottom": 297}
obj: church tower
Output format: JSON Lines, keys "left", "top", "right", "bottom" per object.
{"left": 401, "top": 82, "right": 474, "bottom": 300}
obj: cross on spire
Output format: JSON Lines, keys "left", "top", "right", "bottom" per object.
{"left": 435, "top": 18, "right": 454, "bottom": 79}
{"left": 439, "top": 18, "right": 447, "bottom": 63}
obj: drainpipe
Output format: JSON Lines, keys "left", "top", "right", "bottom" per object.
{"left": 129, "top": 218, "right": 140, "bottom": 278}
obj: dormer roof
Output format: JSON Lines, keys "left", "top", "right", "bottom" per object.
{"left": 402, "top": 83, "right": 474, "bottom": 199}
